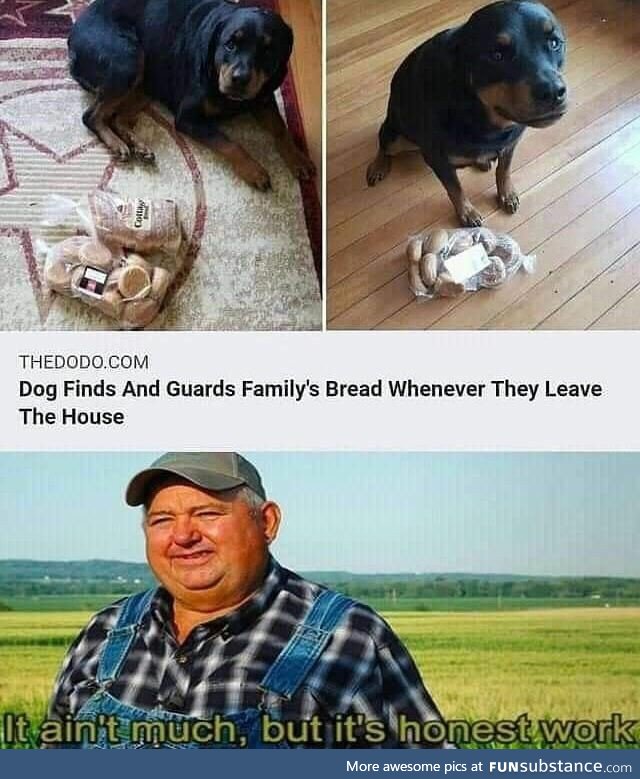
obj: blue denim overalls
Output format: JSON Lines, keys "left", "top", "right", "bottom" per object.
{"left": 75, "top": 588, "right": 354, "bottom": 749}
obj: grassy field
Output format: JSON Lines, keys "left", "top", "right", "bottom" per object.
{"left": 385, "top": 608, "right": 640, "bottom": 748}
{"left": 7, "top": 594, "right": 639, "bottom": 612}
{"left": 1, "top": 607, "right": 638, "bottom": 749}
{"left": 368, "top": 597, "right": 640, "bottom": 612}
{"left": 3, "top": 594, "right": 127, "bottom": 612}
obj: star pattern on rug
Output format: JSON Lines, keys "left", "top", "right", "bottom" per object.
{"left": 0, "top": 0, "right": 43, "bottom": 27}
{"left": 46, "top": 0, "right": 89, "bottom": 22}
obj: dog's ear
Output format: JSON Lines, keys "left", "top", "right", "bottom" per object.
{"left": 205, "top": 30, "right": 222, "bottom": 81}
{"left": 197, "top": 7, "right": 234, "bottom": 84}
{"left": 265, "top": 18, "right": 293, "bottom": 93}
{"left": 445, "top": 26, "right": 472, "bottom": 92}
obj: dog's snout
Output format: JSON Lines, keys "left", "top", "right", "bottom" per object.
{"left": 532, "top": 76, "right": 567, "bottom": 106}
{"left": 231, "top": 69, "right": 251, "bottom": 88}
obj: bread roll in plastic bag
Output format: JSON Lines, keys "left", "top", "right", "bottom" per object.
{"left": 406, "top": 226, "right": 536, "bottom": 299}
{"left": 40, "top": 236, "right": 172, "bottom": 329}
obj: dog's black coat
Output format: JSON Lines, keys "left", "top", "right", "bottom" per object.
{"left": 68, "top": 0, "right": 293, "bottom": 135}
{"left": 368, "top": 0, "right": 568, "bottom": 224}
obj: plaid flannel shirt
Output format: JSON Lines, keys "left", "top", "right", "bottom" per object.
{"left": 48, "top": 557, "right": 449, "bottom": 748}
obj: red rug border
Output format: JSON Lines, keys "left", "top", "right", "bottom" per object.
{"left": 271, "top": 0, "right": 323, "bottom": 290}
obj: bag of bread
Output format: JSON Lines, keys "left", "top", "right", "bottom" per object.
{"left": 406, "top": 227, "right": 535, "bottom": 300}
{"left": 41, "top": 190, "right": 183, "bottom": 255}
{"left": 40, "top": 237, "right": 173, "bottom": 329}
{"left": 88, "top": 191, "right": 182, "bottom": 254}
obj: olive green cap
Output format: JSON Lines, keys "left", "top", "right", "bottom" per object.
{"left": 125, "top": 452, "right": 266, "bottom": 506}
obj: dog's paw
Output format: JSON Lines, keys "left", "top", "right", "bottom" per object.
{"left": 134, "top": 147, "right": 156, "bottom": 166}
{"left": 284, "top": 147, "right": 316, "bottom": 180}
{"left": 366, "top": 154, "right": 391, "bottom": 186}
{"left": 114, "top": 124, "right": 156, "bottom": 166}
{"left": 499, "top": 188, "right": 520, "bottom": 214}
{"left": 458, "top": 201, "right": 483, "bottom": 227}
{"left": 246, "top": 163, "right": 272, "bottom": 192}
{"left": 113, "top": 144, "right": 133, "bottom": 164}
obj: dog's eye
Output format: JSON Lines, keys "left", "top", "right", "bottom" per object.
{"left": 225, "top": 40, "right": 236, "bottom": 53}
{"left": 491, "top": 48, "right": 504, "bottom": 62}
{"left": 548, "top": 36, "right": 562, "bottom": 51}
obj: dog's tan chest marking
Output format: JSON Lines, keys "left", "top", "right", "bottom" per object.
{"left": 203, "top": 98, "right": 222, "bottom": 117}
{"left": 449, "top": 153, "right": 496, "bottom": 168}
{"left": 387, "top": 136, "right": 420, "bottom": 155}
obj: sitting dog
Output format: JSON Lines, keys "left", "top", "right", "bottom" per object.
{"left": 366, "top": 1, "right": 568, "bottom": 225}
{"left": 68, "top": 0, "right": 315, "bottom": 190}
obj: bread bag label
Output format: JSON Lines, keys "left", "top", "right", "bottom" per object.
{"left": 122, "top": 198, "right": 152, "bottom": 231}
{"left": 76, "top": 266, "right": 108, "bottom": 299}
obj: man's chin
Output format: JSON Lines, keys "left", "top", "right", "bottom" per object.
{"left": 175, "top": 573, "right": 222, "bottom": 592}
{"left": 168, "top": 561, "right": 222, "bottom": 591}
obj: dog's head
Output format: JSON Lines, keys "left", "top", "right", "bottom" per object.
{"left": 208, "top": 5, "right": 293, "bottom": 101}
{"left": 456, "top": 1, "right": 568, "bottom": 128}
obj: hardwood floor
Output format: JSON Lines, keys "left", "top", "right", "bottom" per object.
{"left": 327, "top": 0, "right": 640, "bottom": 330}
{"left": 279, "top": 0, "right": 322, "bottom": 199}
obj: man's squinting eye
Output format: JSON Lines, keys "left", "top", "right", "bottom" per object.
{"left": 147, "top": 516, "right": 172, "bottom": 527}
{"left": 195, "top": 510, "right": 225, "bottom": 520}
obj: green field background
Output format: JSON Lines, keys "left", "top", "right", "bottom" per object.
{"left": 1, "top": 605, "right": 639, "bottom": 749}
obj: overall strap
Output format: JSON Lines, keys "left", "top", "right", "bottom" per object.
{"left": 260, "top": 589, "right": 355, "bottom": 700}
{"left": 96, "top": 589, "right": 157, "bottom": 684}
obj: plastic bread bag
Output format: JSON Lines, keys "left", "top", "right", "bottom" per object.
{"left": 39, "top": 236, "right": 173, "bottom": 329}
{"left": 41, "top": 190, "right": 183, "bottom": 255}
{"left": 406, "top": 227, "right": 536, "bottom": 299}
{"left": 88, "top": 190, "right": 182, "bottom": 254}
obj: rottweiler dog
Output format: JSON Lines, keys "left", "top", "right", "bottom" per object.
{"left": 68, "top": 0, "right": 315, "bottom": 190}
{"left": 367, "top": 1, "right": 568, "bottom": 226}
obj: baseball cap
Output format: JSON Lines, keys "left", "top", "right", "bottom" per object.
{"left": 125, "top": 452, "right": 266, "bottom": 506}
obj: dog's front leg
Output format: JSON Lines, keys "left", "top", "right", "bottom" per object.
{"left": 428, "top": 154, "right": 483, "bottom": 227}
{"left": 207, "top": 131, "right": 272, "bottom": 191}
{"left": 253, "top": 95, "right": 316, "bottom": 180}
{"left": 496, "top": 143, "right": 520, "bottom": 214}
{"left": 176, "top": 100, "right": 271, "bottom": 191}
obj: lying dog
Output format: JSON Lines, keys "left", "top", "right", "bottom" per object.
{"left": 68, "top": 0, "right": 315, "bottom": 190}
{"left": 367, "top": 0, "right": 568, "bottom": 225}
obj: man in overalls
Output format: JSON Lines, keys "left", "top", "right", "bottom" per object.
{"left": 46, "top": 452, "right": 450, "bottom": 748}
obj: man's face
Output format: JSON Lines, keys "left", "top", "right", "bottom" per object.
{"left": 143, "top": 479, "right": 274, "bottom": 610}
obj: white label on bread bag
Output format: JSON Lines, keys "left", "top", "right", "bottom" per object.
{"left": 125, "top": 199, "right": 152, "bottom": 231}
{"left": 444, "top": 244, "right": 490, "bottom": 283}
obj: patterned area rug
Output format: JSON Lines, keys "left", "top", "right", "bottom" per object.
{"left": 0, "top": 0, "right": 322, "bottom": 330}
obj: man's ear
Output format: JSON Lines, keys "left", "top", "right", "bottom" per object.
{"left": 259, "top": 501, "right": 282, "bottom": 545}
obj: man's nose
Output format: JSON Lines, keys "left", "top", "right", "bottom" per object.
{"left": 171, "top": 515, "right": 202, "bottom": 544}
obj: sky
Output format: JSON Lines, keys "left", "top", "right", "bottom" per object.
{"left": 1, "top": 452, "right": 638, "bottom": 577}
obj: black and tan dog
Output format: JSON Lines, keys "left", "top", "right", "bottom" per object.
{"left": 367, "top": 1, "right": 568, "bottom": 225}
{"left": 68, "top": 0, "right": 315, "bottom": 190}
